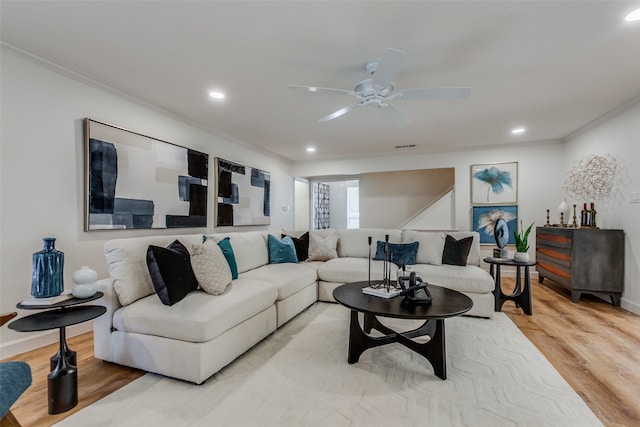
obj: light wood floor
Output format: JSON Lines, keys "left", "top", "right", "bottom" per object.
{"left": 3, "top": 278, "right": 640, "bottom": 427}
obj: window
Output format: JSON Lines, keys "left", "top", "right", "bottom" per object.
{"left": 346, "top": 186, "right": 359, "bottom": 229}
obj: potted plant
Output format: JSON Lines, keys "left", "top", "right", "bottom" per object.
{"left": 513, "top": 221, "right": 534, "bottom": 262}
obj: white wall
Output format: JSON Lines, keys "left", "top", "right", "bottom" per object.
{"left": 564, "top": 100, "right": 640, "bottom": 314}
{"left": 0, "top": 47, "right": 294, "bottom": 357}
{"left": 293, "top": 142, "right": 566, "bottom": 238}
{"left": 327, "top": 181, "right": 349, "bottom": 230}
{"left": 293, "top": 178, "right": 310, "bottom": 230}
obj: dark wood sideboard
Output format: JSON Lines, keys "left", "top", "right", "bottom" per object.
{"left": 536, "top": 226, "right": 624, "bottom": 306}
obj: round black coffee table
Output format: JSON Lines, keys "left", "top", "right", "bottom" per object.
{"left": 9, "top": 292, "right": 105, "bottom": 414}
{"left": 333, "top": 282, "right": 472, "bottom": 380}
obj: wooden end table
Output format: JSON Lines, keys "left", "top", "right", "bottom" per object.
{"left": 9, "top": 292, "right": 105, "bottom": 414}
{"left": 333, "top": 281, "right": 472, "bottom": 380}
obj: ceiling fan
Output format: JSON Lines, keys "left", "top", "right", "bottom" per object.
{"left": 288, "top": 48, "right": 471, "bottom": 127}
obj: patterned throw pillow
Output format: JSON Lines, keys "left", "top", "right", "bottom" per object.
{"left": 307, "top": 231, "right": 338, "bottom": 261}
{"left": 191, "top": 240, "right": 232, "bottom": 295}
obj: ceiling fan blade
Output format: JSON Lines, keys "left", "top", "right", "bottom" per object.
{"left": 287, "top": 85, "right": 359, "bottom": 97}
{"left": 379, "top": 102, "right": 409, "bottom": 127}
{"left": 318, "top": 102, "right": 362, "bottom": 123}
{"left": 371, "top": 48, "right": 406, "bottom": 90}
{"left": 396, "top": 87, "right": 472, "bottom": 100}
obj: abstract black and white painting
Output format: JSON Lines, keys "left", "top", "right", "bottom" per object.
{"left": 215, "top": 158, "right": 270, "bottom": 226}
{"left": 84, "top": 119, "right": 208, "bottom": 230}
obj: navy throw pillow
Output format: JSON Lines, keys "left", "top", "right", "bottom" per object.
{"left": 146, "top": 240, "right": 198, "bottom": 306}
{"left": 373, "top": 241, "right": 419, "bottom": 266}
{"left": 442, "top": 234, "right": 473, "bottom": 266}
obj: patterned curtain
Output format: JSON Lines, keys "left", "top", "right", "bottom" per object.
{"left": 313, "top": 182, "right": 330, "bottom": 229}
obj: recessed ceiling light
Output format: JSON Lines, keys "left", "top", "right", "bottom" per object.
{"left": 209, "top": 91, "right": 225, "bottom": 100}
{"left": 511, "top": 127, "right": 526, "bottom": 135}
{"left": 308, "top": 87, "right": 318, "bottom": 92}
{"left": 626, "top": 8, "right": 640, "bottom": 21}
{"left": 306, "top": 147, "right": 316, "bottom": 153}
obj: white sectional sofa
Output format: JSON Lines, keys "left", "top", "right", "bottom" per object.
{"left": 93, "top": 228, "right": 494, "bottom": 384}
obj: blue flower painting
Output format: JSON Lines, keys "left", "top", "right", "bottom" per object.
{"left": 471, "top": 162, "right": 518, "bottom": 204}
{"left": 472, "top": 206, "right": 518, "bottom": 244}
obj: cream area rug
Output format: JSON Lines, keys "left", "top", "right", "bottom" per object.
{"left": 56, "top": 303, "right": 602, "bottom": 427}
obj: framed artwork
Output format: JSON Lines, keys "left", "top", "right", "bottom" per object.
{"left": 472, "top": 205, "right": 518, "bottom": 245}
{"left": 471, "top": 162, "right": 518, "bottom": 205}
{"left": 215, "top": 158, "right": 270, "bottom": 226}
{"left": 84, "top": 119, "right": 208, "bottom": 230}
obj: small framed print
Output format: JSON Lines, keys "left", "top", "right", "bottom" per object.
{"left": 471, "top": 162, "right": 518, "bottom": 205}
{"left": 472, "top": 205, "right": 518, "bottom": 245}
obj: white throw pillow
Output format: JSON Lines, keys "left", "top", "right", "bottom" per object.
{"left": 307, "top": 231, "right": 338, "bottom": 261}
{"left": 191, "top": 240, "right": 232, "bottom": 295}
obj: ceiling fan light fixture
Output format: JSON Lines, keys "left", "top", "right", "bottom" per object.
{"left": 625, "top": 8, "right": 640, "bottom": 21}
{"left": 511, "top": 127, "right": 526, "bottom": 135}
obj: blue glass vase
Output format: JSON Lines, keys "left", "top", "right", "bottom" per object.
{"left": 31, "top": 237, "right": 64, "bottom": 298}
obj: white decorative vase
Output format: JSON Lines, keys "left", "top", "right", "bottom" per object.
{"left": 558, "top": 197, "right": 570, "bottom": 224}
{"left": 514, "top": 252, "right": 529, "bottom": 263}
{"left": 71, "top": 266, "right": 97, "bottom": 298}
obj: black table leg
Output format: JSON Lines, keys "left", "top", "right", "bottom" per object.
{"left": 498, "top": 265, "right": 533, "bottom": 315}
{"left": 346, "top": 310, "right": 448, "bottom": 380}
{"left": 48, "top": 326, "right": 77, "bottom": 414}
{"left": 491, "top": 264, "right": 504, "bottom": 311}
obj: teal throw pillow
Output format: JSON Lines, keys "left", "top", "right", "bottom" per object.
{"left": 216, "top": 237, "right": 239, "bottom": 279}
{"left": 268, "top": 234, "right": 298, "bottom": 264}
{"left": 373, "top": 241, "right": 420, "bottom": 267}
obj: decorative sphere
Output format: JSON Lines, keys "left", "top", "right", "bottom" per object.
{"left": 72, "top": 266, "right": 97, "bottom": 298}
{"left": 72, "top": 266, "right": 98, "bottom": 285}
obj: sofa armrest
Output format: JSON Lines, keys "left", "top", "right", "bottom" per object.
{"left": 93, "top": 278, "right": 121, "bottom": 361}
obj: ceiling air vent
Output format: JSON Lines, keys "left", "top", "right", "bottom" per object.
{"left": 394, "top": 144, "right": 416, "bottom": 149}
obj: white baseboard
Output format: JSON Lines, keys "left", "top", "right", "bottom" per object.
{"left": 621, "top": 298, "right": 640, "bottom": 315}
{"left": 0, "top": 322, "right": 93, "bottom": 359}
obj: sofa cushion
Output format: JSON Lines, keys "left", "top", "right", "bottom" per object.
{"left": 105, "top": 234, "right": 203, "bottom": 306}
{"left": 442, "top": 234, "right": 474, "bottom": 266}
{"left": 373, "top": 241, "right": 419, "bottom": 266}
{"left": 337, "top": 229, "right": 402, "bottom": 258}
{"left": 402, "top": 230, "right": 446, "bottom": 266}
{"left": 206, "top": 231, "right": 269, "bottom": 274}
{"left": 190, "top": 240, "right": 232, "bottom": 296}
{"left": 240, "top": 263, "right": 317, "bottom": 300}
{"left": 414, "top": 264, "right": 495, "bottom": 294}
{"left": 146, "top": 240, "right": 199, "bottom": 306}
{"left": 267, "top": 234, "right": 298, "bottom": 264}
{"left": 307, "top": 231, "right": 338, "bottom": 261}
{"left": 282, "top": 232, "right": 309, "bottom": 262}
{"left": 112, "top": 278, "right": 278, "bottom": 343}
{"left": 318, "top": 257, "right": 399, "bottom": 284}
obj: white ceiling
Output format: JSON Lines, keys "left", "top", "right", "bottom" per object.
{"left": 2, "top": 1, "right": 640, "bottom": 162}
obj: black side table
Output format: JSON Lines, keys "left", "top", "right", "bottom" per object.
{"left": 483, "top": 258, "right": 535, "bottom": 315}
{"left": 9, "top": 292, "right": 105, "bottom": 414}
